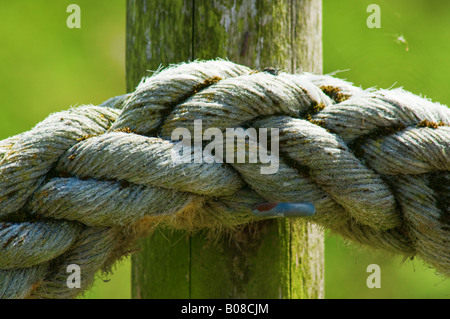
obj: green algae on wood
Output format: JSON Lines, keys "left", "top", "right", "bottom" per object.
{"left": 128, "top": 0, "right": 324, "bottom": 299}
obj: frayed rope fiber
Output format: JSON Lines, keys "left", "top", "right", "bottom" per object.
{"left": 0, "top": 60, "right": 449, "bottom": 298}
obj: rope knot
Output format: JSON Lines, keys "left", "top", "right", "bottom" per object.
{"left": 1, "top": 60, "right": 449, "bottom": 298}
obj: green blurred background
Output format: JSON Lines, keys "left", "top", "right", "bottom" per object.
{"left": 0, "top": 0, "right": 448, "bottom": 298}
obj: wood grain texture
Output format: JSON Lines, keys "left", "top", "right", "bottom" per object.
{"left": 128, "top": 0, "right": 324, "bottom": 299}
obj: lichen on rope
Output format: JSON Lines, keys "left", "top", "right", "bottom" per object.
{"left": 0, "top": 60, "right": 449, "bottom": 299}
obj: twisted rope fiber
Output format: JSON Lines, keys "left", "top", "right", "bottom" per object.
{"left": 1, "top": 60, "right": 449, "bottom": 299}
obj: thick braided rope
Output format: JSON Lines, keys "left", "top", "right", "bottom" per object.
{"left": 0, "top": 60, "right": 449, "bottom": 299}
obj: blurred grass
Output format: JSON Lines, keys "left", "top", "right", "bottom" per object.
{"left": 0, "top": 0, "right": 448, "bottom": 299}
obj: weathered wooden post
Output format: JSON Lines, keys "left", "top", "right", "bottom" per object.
{"left": 128, "top": 0, "right": 324, "bottom": 298}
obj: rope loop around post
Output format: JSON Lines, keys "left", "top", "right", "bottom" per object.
{"left": 0, "top": 60, "right": 449, "bottom": 298}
